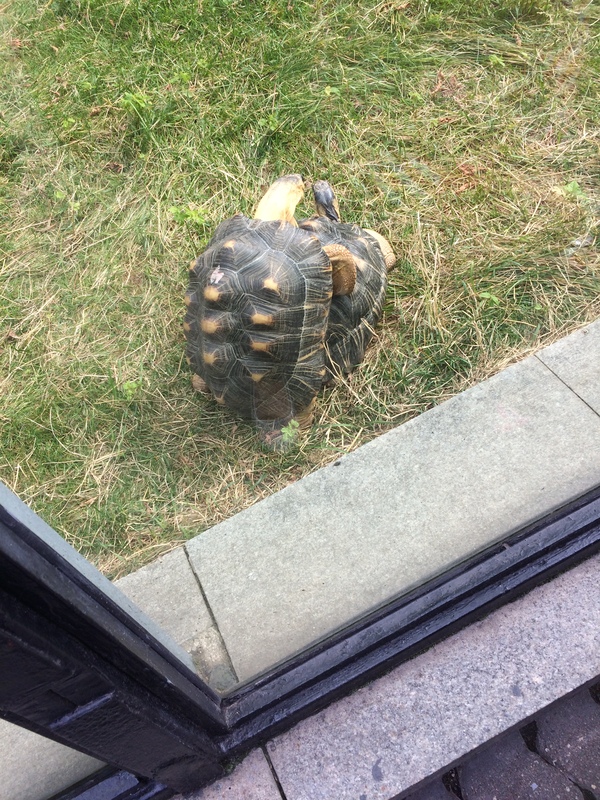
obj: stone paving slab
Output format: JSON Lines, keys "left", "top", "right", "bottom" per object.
{"left": 115, "top": 548, "right": 212, "bottom": 648}
{"left": 458, "top": 731, "right": 584, "bottom": 800}
{"left": 186, "top": 356, "right": 600, "bottom": 682}
{"left": 177, "top": 749, "right": 282, "bottom": 800}
{"left": 265, "top": 552, "right": 600, "bottom": 800}
{"left": 537, "top": 318, "right": 600, "bottom": 415}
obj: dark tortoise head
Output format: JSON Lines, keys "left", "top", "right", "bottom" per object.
{"left": 312, "top": 179, "right": 341, "bottom": 223}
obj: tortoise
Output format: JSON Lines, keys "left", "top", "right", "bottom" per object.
{"left": 300, "top": 180, "right": 396, "bottom": 378}
{"left": 183, "top": 174, "right": 359, "bottom": 446}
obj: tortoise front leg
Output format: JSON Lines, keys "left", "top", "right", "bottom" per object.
{"left": 294, "top": 396, "right": 316, "bottom": 430}
{"left": 191, "top": 373, "right": 210, "bottom": 393}
{"left": 364, "top": 229, "right": 396, "bottom": 271}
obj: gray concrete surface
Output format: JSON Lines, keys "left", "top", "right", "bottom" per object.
{"left": 0, "top": 720, "right": 103, "bottom": 800}
{"left": 265, "top": 551, "right": 600, "bottom": 800}
{"left": 537, "top": 318, "right": 600, "bottom": 414}
{"left": 115, "top": 548, "right": 213, "bottom": 647}
{"left": 186, "top": 354, "right": 600, "bottom": 682}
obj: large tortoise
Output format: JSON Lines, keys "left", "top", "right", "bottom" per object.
{"left": 183, "top": 175, "right": 358, "bottom": 446}
{"left": 183, "top": 174, "right": 395, "bottom": 446}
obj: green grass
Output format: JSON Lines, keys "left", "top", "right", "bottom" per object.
{"left": 1, "top": 0, "right": 599, "bottom": 576}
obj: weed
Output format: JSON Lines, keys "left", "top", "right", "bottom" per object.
{"left": 169, "top": 205, "right": 209, "bottom": 228}
{"left": 280, "top": 419, "right": 300, "bottom": 447}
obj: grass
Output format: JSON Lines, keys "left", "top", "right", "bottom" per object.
{"left": 1, "top": 0, "right": 599, "bottom": 577}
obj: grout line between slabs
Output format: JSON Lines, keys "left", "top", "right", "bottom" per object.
{"left": 262, "top": 745, "right": 289, "bottom": 800}
{"left": 533, "top": 353, "right": 600, "bottom": 422}
{"left": 182, "top": 544, "right": 239, "bottom": 684}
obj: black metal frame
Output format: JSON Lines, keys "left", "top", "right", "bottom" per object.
{"left": 2, "top": 481, "right": 600, "bottom": 799}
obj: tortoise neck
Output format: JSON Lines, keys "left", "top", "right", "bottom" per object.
{"left": 253, "top": 178, "right": 304, "bottom": 225}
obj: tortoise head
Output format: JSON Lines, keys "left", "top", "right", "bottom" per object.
{"left": 253, "top": 174, "right": 305, "bottom": 226}
{"left": 312, "top": 179, "right": 341, "bottom": 222}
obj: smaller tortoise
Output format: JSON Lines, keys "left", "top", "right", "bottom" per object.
{"left": 300, "top": 180, "right": 396, "bottom": 378}
{"left": 183, "top": 175, "right": 357, "bottom": 446}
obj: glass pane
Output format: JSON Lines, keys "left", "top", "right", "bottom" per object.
{"left": 2, "top": 0, "right": 599, "bottom": 698}
{"left": 3, "top": 312, "right": 600, "bottom": 699}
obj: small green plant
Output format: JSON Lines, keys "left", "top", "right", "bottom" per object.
{"left": 561, "top": 181, "right": 587, "bottom": 201}
{"left": 479, "top": 291, "right": 500, "bottom": 305}
{"left": 280, "top": 419, "right": 300, "bottom": 446}
{"left": 257, "top": 113, "right": 281, "bottom": 132}
{"left": 118, "top": 91, "right": 152, "bottom": 117}
{"left": 120, "top": 379, "right": 143, "bottom": 402}
{"left": 118, "top": 91, "right": 155, "bottom": 153}
{"left": 53, "top": 189, "right": 81, "bottom": 214}
{"left": 169, "top": 205, "right": 209, "bottom": 227}
{"left": 488, "top": 55, "right": 505, "bottom": 69}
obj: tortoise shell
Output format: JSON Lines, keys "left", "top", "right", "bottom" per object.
{"left": 298, "top": 216, "right": 388, "bottom": 377}
{"left": 184, "top": 214, "right": 332, "bottom": 431}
